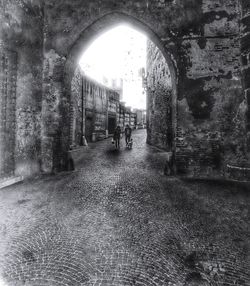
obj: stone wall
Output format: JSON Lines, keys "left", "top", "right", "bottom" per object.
{"left": 70, "top": 70, "right": 120, "bottom": 144}
{"left": 225, "top": 0, "right": 250, "bottom": 180}
{"left": 143, "top": 0, "right": 246, "bottom": 176}
{"left": 40, "top": 0, "right": 245, "bottom": 177}
{"left": 71, "top": 68, "right": 84, "bottom": 147}
{"left": 0, "top": 48, "right": 17, "bottom": 178}
{"left": 0, "top": 1, "right": 44, "bottom": 178}
{"left": 175, "top": 1, "right": 244, "bottom": 176}
{"left": 241, "top": 0, "right": 250, "bottom": 143}
{"left": 1, "top": 0, "right": 249, "bottom": 179}
{"left": 146, "top": 40, "right": 173, "bottom": 151}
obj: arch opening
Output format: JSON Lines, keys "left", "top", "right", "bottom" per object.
{"left": 62, "top": 12, "right": 178, "bottom": 168}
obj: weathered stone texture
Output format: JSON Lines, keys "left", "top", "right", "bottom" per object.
{"left": 40, "top": 0, "right": 245, "bottom": 177}
{"left": 177, "top": 35, "right": 243, "bottom": 175}
{"left": 0, "top": 48, "right": 17, "bottom": 178}
{"left": 0, "top": 0, "right": 249, "bottom": 179}
{"left": 2, "top": 130, "right": 250, "bottom": 286}
{"left": 174, "top": 2, "right": 244, "bottom": 176}
{"left": 236, "top": 0, "right": 250, "bottom": 179}
{"left": 0, "top": 0, "right": 44, "bottom": 178}
{"left": 146, "top": 40, "right": 173, "bottom": 151}
{"left": 41, "top": 47, "right": 67, "bottom": 173}
{"left": 70, "top": 68, "right": 84, "bottom": 147}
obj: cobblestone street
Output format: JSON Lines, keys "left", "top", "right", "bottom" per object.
{"left": 0, "top": 130, "right": 249, "bottom": 286}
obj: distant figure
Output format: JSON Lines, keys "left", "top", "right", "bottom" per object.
{"left": 113, "top": 126, "right": 121, "bottom": 149}
{"left": 124, "top": 124, "right": 132, "bottom": 147}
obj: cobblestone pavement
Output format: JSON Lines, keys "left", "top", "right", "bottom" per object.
{"left": 0, "top": 130, "right": 249, "bottom": 286}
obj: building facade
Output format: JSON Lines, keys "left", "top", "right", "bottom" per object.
{"left": 70, "top": 69, "right": 136, "bottom": 148}
{"left": 134, "top": 109, "right": 147, "bottom": 128}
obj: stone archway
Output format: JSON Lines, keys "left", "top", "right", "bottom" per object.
{"left": 40, "top": 1, "right": 243, "bottom": 178}
{"left": 63, "top": 12, "right": 177, "bottom": 88}
{"left": 41, "top": 12, "right": 178, "bottom": 172}
{"left": 63, "top": 12, "right": 178, "bottom": 149}
{"left": 0, "top": 0, "right": 245, "bottom": 179}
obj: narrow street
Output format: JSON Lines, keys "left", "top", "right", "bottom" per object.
{"left": 0, "top": 130, "right": 249, "bottom": 286}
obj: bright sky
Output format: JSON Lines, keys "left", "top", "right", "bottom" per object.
{"left": 79, "top": 25, "right": 147, "bottom": 109}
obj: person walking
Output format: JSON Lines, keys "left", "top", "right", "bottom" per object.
{"left": 113, "top": 126, "right": 121, "bottom": 149}
{"left": 124, "top": 124, "right": 132, "bottom": 147}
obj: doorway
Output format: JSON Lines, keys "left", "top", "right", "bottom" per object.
{"left": 108, "top": 116, "right": 116, "bottom": 135}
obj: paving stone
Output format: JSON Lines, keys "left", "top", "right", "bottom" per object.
{"left": 0, "top": 130, "right": 249, "bottom": 285}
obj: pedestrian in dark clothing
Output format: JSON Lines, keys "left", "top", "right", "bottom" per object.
{"left": 125, "top": 124, "right": 132, "bottom": 146}
{"left": 113, "top": 126, "right": 121, "bottom": 149}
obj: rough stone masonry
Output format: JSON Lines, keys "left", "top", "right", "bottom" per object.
{"left": 0, "top": 0, "right": 249, "bottom": 180}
